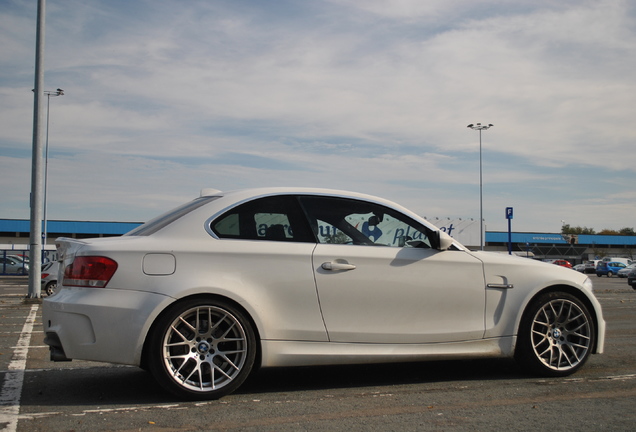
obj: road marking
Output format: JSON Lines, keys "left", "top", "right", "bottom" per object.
{"left": 0, "top": 304, "right": 39, "bottom": 432}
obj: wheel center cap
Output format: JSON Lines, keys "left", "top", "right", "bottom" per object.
{"left": 553, "top": 329, "right": 562, "bottom": 338}
{"left": 197, "top": 341, "right": 211, "bottom": 354}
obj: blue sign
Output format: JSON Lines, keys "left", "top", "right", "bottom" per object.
{"left": 506, "top": 207, "right": 513, "bottom": 220}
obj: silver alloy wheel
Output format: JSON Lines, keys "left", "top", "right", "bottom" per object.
{"left": 45, "top": 281, "right": 57, "bottom": 296}
{"left": 161, "top": 305, "right": 248, "bottom": 393}
{"left": 530, "top": 298, "right": 591, "bottom": 371}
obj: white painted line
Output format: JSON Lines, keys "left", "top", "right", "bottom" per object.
{"left": 0, "top": 304, "right": 39, "bottom": 432}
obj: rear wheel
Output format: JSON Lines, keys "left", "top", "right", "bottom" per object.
{"left": 515, "top": 292, "right": 595, "bottom": 377}
{"left": 148, "top": 298, "right": 256, "bottom": 400}
{"left": 44, "top": 281, "right": 57, "bottom": 296}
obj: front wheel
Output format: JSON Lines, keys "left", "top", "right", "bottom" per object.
{"left": 148, "top": 298, "right": 257, "bottom": 400}
{"left": 515, "top": 292, "right": 595, "bottom": 377}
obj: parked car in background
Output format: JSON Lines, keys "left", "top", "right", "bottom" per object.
{"left": 596, "top": 261, "right": 627, "bottom": 277}
{"left": 618, "top": 263, "right": 636, "bottom": 278}
{"left": 41, "top": 261, "right": 59, "bottom": 296}
{"left": 42, "top": 187, "right": 606, "bottom": 400}
{"left": 551, "top": 259, "right": 573, "bottom": 268}
{"left": 601, "top": 257, "right": 632, "bottom": 266}
{"left": 627, "top": 268, "right": 636, "bottom": 289}
{"left": 573, "top": 264, "right": 586, "bottom": 272}
{"left": 583, "top": 261, "right": 598, "bottom": 274}
{"left": 0, "top": 255, "right": 29, "bottom": 275}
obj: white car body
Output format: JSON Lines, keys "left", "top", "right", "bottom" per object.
{"left": 43, "top": 188, "right": 605, "bottom": 399}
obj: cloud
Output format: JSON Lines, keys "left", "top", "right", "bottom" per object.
{"left": 1, "top": 0, "right": 635, "bottom": 233}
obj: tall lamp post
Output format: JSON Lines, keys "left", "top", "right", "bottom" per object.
{"left": 27, "top": 0, "right": 46, "bottom": 299}
{"left": 42, "top": 88, "right": 64, "bottom": 248}
{"left": 467, "top": 123, "right": 494, "bottom": 250}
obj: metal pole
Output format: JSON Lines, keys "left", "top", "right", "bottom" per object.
{"left": 508, "top": 216, "right": 512, "bottom": 255}
{"left": 42, "top": 89, "right": 63, "bottom": 249}
{"left": 479, "top": 129, "right": 483, "bottom": 251}
{"left": 28, "top": 0, "right": 46, "bottom": 299}
{"left": 467, "top": 123, "right": 493, "bottom": 251}
{"left": 43, "top": 93, "right": 50, "bottom": 247}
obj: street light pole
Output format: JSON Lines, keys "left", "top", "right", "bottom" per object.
{"left": 27, "top": 0, "right": 47, "bottom": 299}
{"left": 42, "top": 89, "right": 64, "bottom": 248}
{"left": 467, "top": 123, "right": 494, "bottom": 251}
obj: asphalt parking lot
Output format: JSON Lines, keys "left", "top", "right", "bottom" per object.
{"left": 1, "top": 275, "right": 635, "bottom": 431}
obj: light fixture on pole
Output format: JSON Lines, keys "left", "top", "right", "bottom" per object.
{"left": 467, "top": 123, "right": 494, "bottom": 251}
{"left": 42, "top": 88, "right": 64, "bottom": 248}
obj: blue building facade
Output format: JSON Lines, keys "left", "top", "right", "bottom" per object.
{"left": 1, "top": 219, "right": 634, "bottom": 264}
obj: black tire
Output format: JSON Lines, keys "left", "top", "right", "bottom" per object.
{"left": 148, "top": 297, "right": 256, "bottom": 400}
{"left": 607, "top": 271, "right": 613, "bottom": 277}
{"left": 515, "top": 291, "right": 595, "bottom": 377}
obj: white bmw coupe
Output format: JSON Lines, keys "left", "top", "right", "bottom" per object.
{"left": 43, "top": 188, "right": 605, "bottom": 400}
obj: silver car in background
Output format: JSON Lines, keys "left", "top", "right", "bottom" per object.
{"left": 0, "top": 255, "right": 29, "bottom": 275}
{"left": 41, "top": 261, "right": 59, "bottom": 296}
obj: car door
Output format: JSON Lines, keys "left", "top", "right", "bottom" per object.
{"left": 300, "top": 195, "right": 486, "bottom": 344}
{"left": 209, "top": 194, "right": 328, "bottom": 341}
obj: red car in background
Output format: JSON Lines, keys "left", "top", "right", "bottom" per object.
{"left": 552, "top": 259, "right": 573, "bottom": 268}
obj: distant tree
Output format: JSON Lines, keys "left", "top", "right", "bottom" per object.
{"left": 598, "top": 228, "right": 636, "bottom": 236}
{"left": 561, "top": 225, "right": 635, "bottom": 236}
{"left": 561, "top": 224, "right": 596, "bottom": 235}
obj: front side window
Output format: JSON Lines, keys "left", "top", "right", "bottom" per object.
{"left": 210, "top": 195, "right": 314, "bottom": 242}
{"left": 299, "top": 196, "right": 433, "bottom": 248}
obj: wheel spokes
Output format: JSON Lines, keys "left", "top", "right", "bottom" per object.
{"left": 162, "top": 305, "right": 248, "bottom": 393}
{"left": 530, "top": 299, "right": 591, "bottom": 371}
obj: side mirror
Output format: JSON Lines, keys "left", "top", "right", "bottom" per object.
{"left": 437, "top": 230, "right": 454, "bottom": 251}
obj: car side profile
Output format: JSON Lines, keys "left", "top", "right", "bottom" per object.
{"left": 0, "top": 255, "right": 29, "bottom": 275}
{"left": 551, "top": 259, "right": 573, "bottom": 268}
{"left": 596, "top": 261, "right": 626, "bottom": 277}
{"left": 42, "top": 188, "right": 606, "bottom": 400}
{"left": 617, "top": 263, "right": 636, "bottom": 278}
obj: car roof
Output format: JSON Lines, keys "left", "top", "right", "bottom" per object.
{"left": 198, "top": 187, "right": 426, "bottom": 221}
{"left": 134, "top": 187, "right": 457, "bottom": 246}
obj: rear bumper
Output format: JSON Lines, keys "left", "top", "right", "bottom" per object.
{"left": 42, "top": 287, "right": 173, "bottom": 365}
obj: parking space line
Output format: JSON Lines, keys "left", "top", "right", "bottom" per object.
{"left": 0, "top": 304, "right": 39, "bottom": 432}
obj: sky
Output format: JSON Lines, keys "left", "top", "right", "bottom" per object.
{"left": 1, "top": 0, "right": 635, "bottom": 233}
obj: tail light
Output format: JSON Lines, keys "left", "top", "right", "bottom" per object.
{"left": 63, "top": 256, "right": 118, "bottom": 288}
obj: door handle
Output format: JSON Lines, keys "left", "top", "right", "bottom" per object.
{"left": 321, "top": 261, "right": 356, "bottom": 271}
